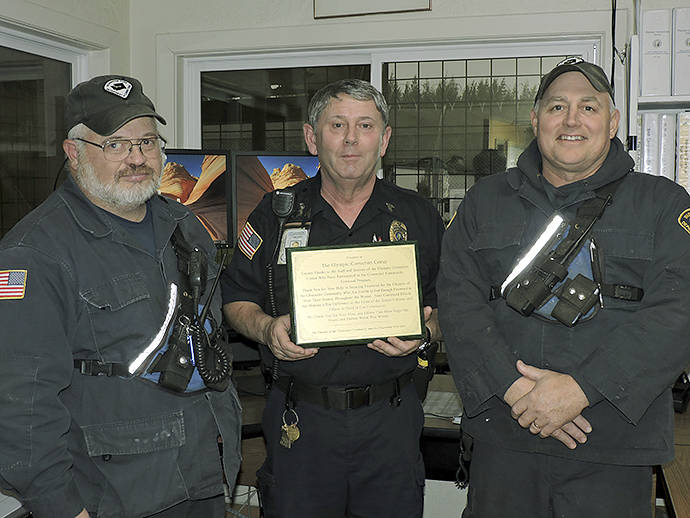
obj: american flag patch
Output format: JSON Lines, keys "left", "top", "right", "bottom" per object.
{"left": 0, "top": 270, "right": 27, "bottom": 300}
{"left": 238, "top": 222, "right": 263, "bottom": 260}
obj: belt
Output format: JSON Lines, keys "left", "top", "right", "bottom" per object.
{"left": 74, "top": 359, "right": 129, "bottom": 377}
{"left": 272, "top": 372, "right": 414, "bottom": 410}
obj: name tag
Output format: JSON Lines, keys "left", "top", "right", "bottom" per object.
{"left": 278, "top": 227, "right": 310, "bottom": 264}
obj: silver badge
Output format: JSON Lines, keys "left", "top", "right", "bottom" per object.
{"left": 278, "top": 227, "right": 310, "bottom": 265}
{"left": 103, "top": 79, "right": 133, "bottom": 99}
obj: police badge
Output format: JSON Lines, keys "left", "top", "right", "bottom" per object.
{"left": 389, "top": 220, "right": 408, "bottom": 242}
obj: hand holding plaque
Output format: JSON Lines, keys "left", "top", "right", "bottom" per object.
{"left": 287, "top": 242, "right": 425, "bottom": 347}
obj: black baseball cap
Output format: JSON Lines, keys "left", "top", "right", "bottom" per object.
{"left": 534, "top": 57, "right": 614, "bottom": 104}
{"left": 64, "top": 75, "right": 166, "bottom": 136}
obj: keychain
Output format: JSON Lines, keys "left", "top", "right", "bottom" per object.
{"left": 279, "top": 407, "right": 300, "bottom": 448}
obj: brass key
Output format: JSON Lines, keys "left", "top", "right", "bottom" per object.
{"left": 279, "top": 408, "right": 300, "bottom": 449}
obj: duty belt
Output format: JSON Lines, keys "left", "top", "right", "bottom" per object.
{"left": 74, "top": 359, "right": 129, "bottom": 377}
{"left": 273, "top": 372, "right": 414, "bottom": 410}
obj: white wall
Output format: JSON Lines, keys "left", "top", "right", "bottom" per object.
{"left": 127, "top": 0, "right": 671, "bottom": 145}
{"left": 0, "top": 0, "right": 131, "bottom": 78}
{"left": 2, "top": 0, "right": 689, "bottom": 138}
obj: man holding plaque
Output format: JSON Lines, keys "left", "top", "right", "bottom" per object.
{"left": 221, "top": 79, "right": 444, "bottom": 517}
{"left": 438, "top": 58, "right": 690, "bottom": 517}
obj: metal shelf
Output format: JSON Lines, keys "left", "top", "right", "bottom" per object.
{"left": 638, "top": 96, "right": 690, "bottom": 111}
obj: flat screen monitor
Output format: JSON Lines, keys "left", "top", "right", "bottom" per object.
{"left": 230, "top": 151, "right": 320, "bottom": 246}
{"left": 159, "top": 149, "right": 231, "bottom": 242}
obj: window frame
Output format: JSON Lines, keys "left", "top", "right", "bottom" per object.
{"left": 180, "top": 37, "right": 602, "bottom": 149}
{"left": 0, "top": 23, "right": 89, "bottom": 86}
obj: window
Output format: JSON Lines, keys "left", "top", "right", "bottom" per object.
{"left": 201, "top": 65, "right": 370, "bottom": 151}
{"left": 382, "top": 55, "right": 575, "bottom": 223}
{"left": 183, "top": 39, "right": 598, "bottom": 222}
{"left": 0, "top": 45, "right": 71, "bottom": 236}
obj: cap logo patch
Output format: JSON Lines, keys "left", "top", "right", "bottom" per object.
{"left": 103, "top": 79, "right": 132, "bottom": 99}
{"left": 557, "top": 56, "right": 585, "bottom": 66}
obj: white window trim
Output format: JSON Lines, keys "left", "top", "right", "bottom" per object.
{"left": 0, "top": 23, "right": 89, "bottom": 86}
{"left": 180, "top": 37, "right": 602, "bottom": 149}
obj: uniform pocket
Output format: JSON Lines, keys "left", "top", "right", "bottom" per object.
{"left": 80, "top": 272, "right": 154, "bottom": 356}
{"left": 595, "top": 229, "right": 653, "bottom": 310}
{"left": 80, "top": 272, "right": 150, "bottom": 311}
{"left": 469, "top": 223, "right": 524, "bottom": 284}
{"left": 82, "top": 411, "right": 188, "bottom": 517}
{"left": 82, "top": 410, "right": 185, "bottom": 456}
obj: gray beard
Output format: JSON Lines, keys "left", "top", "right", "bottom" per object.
{"left": 74, "top": 158, "right": 162, "bottom": 211}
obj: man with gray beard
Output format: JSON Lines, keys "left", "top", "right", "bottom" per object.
{"left": 0, "top": 76, "right": 241, "bottom": 518}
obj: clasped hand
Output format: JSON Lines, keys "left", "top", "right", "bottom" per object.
{"left": 504, "top": 360, "right": 591, "bottom": 449}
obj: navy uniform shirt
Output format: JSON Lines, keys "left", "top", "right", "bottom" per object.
{"left": 222, "top": 173, "right": 444, "bottom": 386}
{"left": 0, "top": 175, "right": 242, "bottom": 517}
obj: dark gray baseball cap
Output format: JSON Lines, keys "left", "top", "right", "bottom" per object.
{"left": 64, "top": 75, "right": 166, "bottom": 135}
{"left": 534, "top": 57, "right": 613, "bottom": 104}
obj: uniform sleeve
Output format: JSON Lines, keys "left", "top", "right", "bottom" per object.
{"left": 221, "top": 194, "right": 277, "bottom": 307}
{"left": 0, "top": 247, "right": 84, "bottom": 517}
{"left": 570, "top": 182, "right": 690, "bottom": 424}
{"left": 436, "top": 192, "right": 521, "bottom": 416}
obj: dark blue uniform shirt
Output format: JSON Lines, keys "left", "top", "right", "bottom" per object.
{"left": 222, "top": 173, "right": 444, "bottom": 386}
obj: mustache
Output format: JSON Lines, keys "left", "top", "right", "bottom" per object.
{"left": 116, "top": 165, "right": 158, "bottom": 179}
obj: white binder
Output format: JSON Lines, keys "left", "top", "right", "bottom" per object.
{"left": 641, "top": 9, "right": 672, "bottom": 96}
{"left": 673, "top": 8, "right": 690, "bottom": 95}
{"left": 659, "top": 113, "right": 677, "bottom": 181}
{"left": 641, "top": 112, "right": 660, "bottom": 175}
{"left": 677, "top": 113, "right": 690, "bottom": 193}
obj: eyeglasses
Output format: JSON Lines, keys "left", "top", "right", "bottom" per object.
{"left": 74, "top": 136, "right": 166, "bottom": 162}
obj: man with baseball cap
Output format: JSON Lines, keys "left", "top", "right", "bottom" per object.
{"left": 0, "top": 75, "right": 241, "bottom": 517}
{"left": 438, "top": 57, "right": 690, "bottom": 516}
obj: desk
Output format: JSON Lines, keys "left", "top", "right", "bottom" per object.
{"left": 421, "top": 374, "right": 462, "bottom": 481}
{"left": 660, "top": 412, "right": 690, "bottom": 517}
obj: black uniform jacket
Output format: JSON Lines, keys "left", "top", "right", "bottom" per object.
{"left": 222, "top": 173, "right": 444, "bottom": 386}
{"left": 438, "top": 137, "right": 690, "bottom": 465}
{"left": 0, "top": 176, "right": 241, "bottom": 518}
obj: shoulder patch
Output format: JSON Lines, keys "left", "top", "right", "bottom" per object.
{"left": 0, "top": 269, "right": 27, "bottom": 300}
{"left": 238, "top": 222, "right": 263, "bottom": 259}
{"left": 679, "top": 208, "right": 690, "bottom": 236}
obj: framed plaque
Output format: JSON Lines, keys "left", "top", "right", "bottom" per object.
{"left": 313, "top": 0, "right": 431, "bottom": 19}
{"left": 287, "top": 242, "right": 424, "bottom": 347}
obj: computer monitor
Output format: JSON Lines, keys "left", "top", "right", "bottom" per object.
{"left": 230, "top": 151, "right": 320, "bottom": 246}
{"left": 160, "top": 149, "right": 232, "bottom": 242}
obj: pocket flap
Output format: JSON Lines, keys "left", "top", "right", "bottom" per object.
{"left": 470, "top": 224, "right": 523, "bottom": 251}
{"left": 595, "top": 230, "right": 654, "bottom": 260}
{"left": 82, "top": 410, "right": 186, "bottom": 456}
{"left": 80, "top": 272, "right": 150, "bottom": 311}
